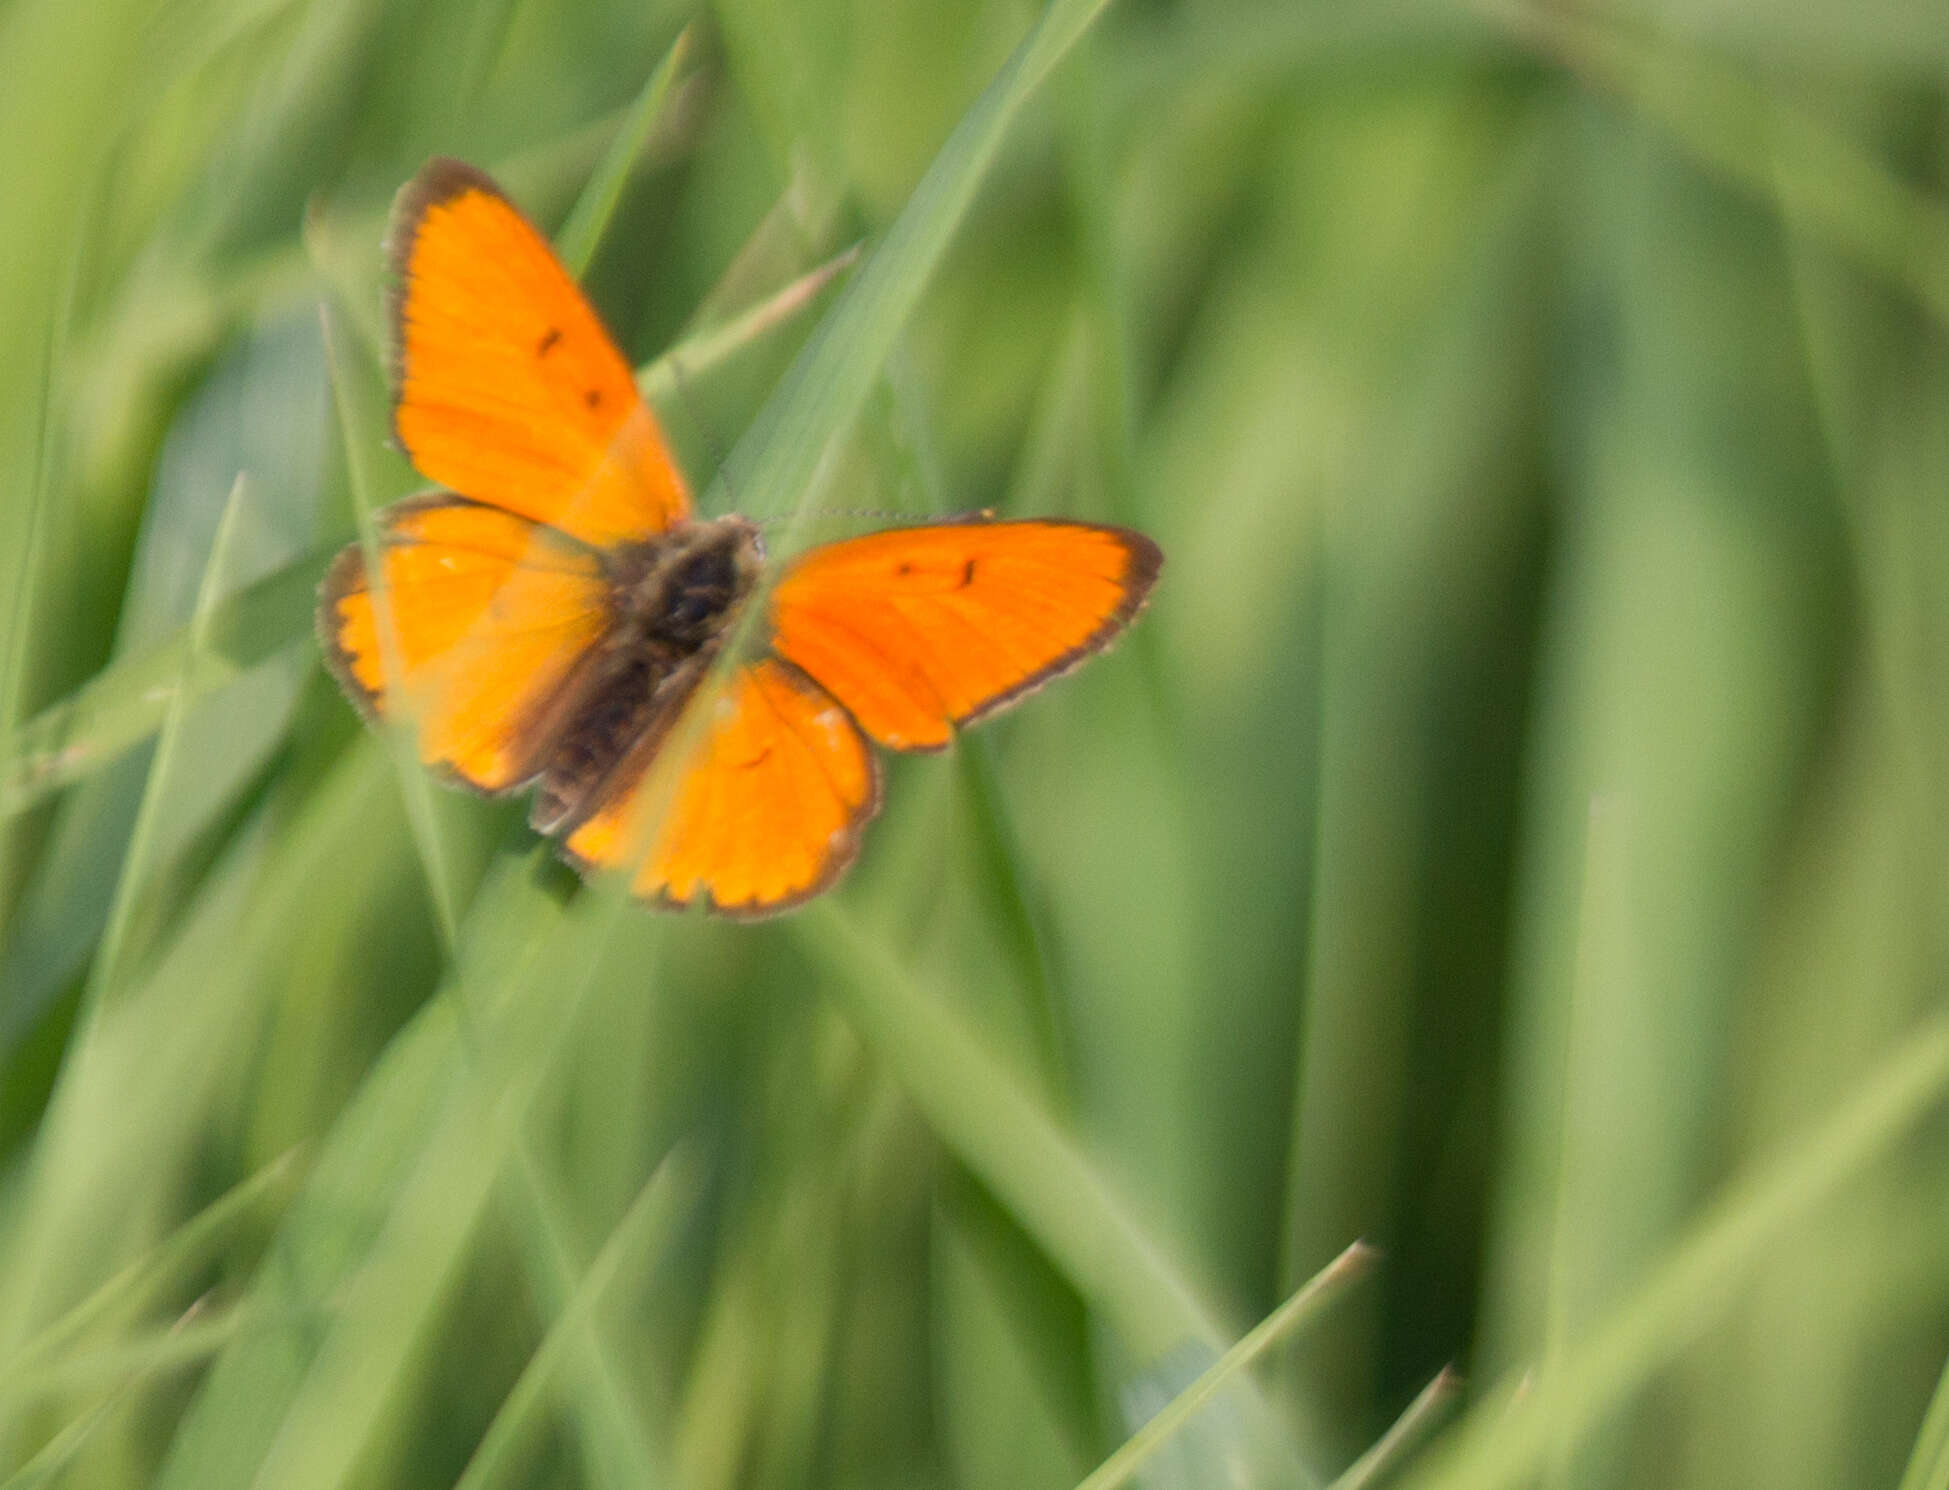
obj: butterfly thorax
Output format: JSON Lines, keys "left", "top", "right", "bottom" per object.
{"left": 528, "top": 517, "right": 764, "bottom": 833}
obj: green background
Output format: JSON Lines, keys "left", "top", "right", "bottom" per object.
{"left": 3, "top": 1, "right": 1949, "bottom": 1488}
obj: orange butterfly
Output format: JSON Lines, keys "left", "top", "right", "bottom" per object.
{"left": 317, "top": 158, "right": 1161, "bottom": 916}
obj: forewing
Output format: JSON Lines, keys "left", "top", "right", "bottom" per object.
{"left": 562, "top": 659, "right": 880, "bottom": 916}
{"left": 767, "top": 518, "right": 1162, "bottom": 750}
{"left": 389, "top": 158, "right": 690, "bottom": 547}
{"left": 317, "top": 496, "right": 612, "bottom": 792}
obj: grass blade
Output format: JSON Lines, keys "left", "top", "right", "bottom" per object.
{"left": 1504, "top": 5, "right": 1949, "bottom": 326}
{"left": 555, "top": 24, "right": 695, "bottom": 278}
{"left": 452, "top": 1149, "right": 699, "bottom": 1490}
{"left": 639, "top": 243, "right": 860, "bottom": 404}
{"left": 0, "top": 551, "right": 323, "bottom": 821}
{"left": 319, "top": 301, "right": 465, "bottom": 950}
{"left": 1896, "top": 1351, "right": 1949, "bottom": 1490}
{"left": 794, "top": 900, "right": 1220, "bottom": 1358}
{"left": 1073, "top": 1242, "right": 1375, "bottom": 1490}
{"left": 0, "top": 1151, "right": 298, "bottom": 1406}
{"left": 1402, "top": 1013, "right": 1949, "bottom": 1490}
{"left": 1331, "top": 1370, "right": 1464, "bottom": 1490}
{"left": 722, "top": 0, "right": 1118, "bottom": 536}
{"left": 83, "top": 475, "right": 251, "bottom": 1008}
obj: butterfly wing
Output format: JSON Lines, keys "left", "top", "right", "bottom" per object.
{"left": 318, "top": 495, "right": 614, "bottom": 792}
{"left": 766, "top": 518, "right": 1162, "bottom": 750}
{"left": 389, "top": 157, "right": 690, "bottom": 546}
{"left": 562, "top": 659, "right": 880, "bottom": 917}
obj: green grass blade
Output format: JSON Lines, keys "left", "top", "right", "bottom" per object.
{"left": 0, "top": 1151, "right": 298, "bottom": 1405}
{"left": 484, "top": 1110, "right": 673, "bottom": 1490}
{"left": 555, "top": 24, "right": 695, "bottom": 278}
{"left": 1896, "top": 1352, "right": 1949, "bottom": 1490}
{"left": 954, "top": 736, "right": 1068, "bottom": 1091}
{"left": 1330, "top": 1370, "right": 1464, "bottom": 1490}
{"left": 82, "top": 475, "right": 250, "bottom": 1009}
{"left": 1505, "top": 5, "right": 1949, "bottom": 326}
{"left": 1, "top": 1395, "right": 117, "bottom": 1490}
{"left": 721, "top": 0, "right": 1117, "bottom": 536}
{"left": 4, "top": 1307, "right": 247, "bottom": 1407}
{"left": 319, "top": 300, "right": 465, "bottom": 951}
{"left": 452, "top": 1148, "right": 699, "bottom": 1490}
{"left": 1072, "top": 1242, "right": 1374, "bottom": 1490}
{"left": 1401, "top": 1013, "right": 1949, "bottom": 1490}
{"left": 151, "top": 855, "right": 656, "bottom": 1490}
{"left": 638, "top": 243, "right": 860, "bottom": 403}
{"left": 0, "top": 0, "right": 157, "bottom": 781}
{"left": 0, "top": 745, "right": 396, "bottom": 1372}
{"left": 0, "top": 551, "right": 323, "bottom": 821}
{"left": 793, "top": 900, "right": 1219, "bottom": 1358}
{"left": 0, "top": 267, "right": 66, "bottom": 924}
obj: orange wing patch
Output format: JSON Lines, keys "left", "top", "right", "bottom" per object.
{"left": 767, "top": 519, "right": 1162, "bottom": 750}
{"left": 564, "top": 660, "right": 879, "bottom": 917}
{"left": 319, "top": 496, "right": 612, "bottom": 792}
{"left": 389, "top": 158, "right": 690, "bottom": 547}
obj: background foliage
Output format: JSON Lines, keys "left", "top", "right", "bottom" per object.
{"left": 3, "top": 0, "right": 1949, "bottom": 1487}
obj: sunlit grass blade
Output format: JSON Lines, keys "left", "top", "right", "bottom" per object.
{"left": 639, "top": 243, "right": 860, "bottom": 404}
{"left": 485, "top": 1117, "right": 672, "bottom": 1490}
{"left": 0, "top": 550, "right": 323, "bottom": 820}
{"left": 1400, "top": 1013, "right": 1949, "bottom": 1490}
{"left": 81, "top": 475, "right": 250, "bottom": 1009}
{"left": 0, "top": 265, "right": 66, "bottom": 920}
{"left": 0, "top": 743, "right": 397, "bottom": 1389}
{"left": 1, "top": 1393, "right": 116, "bottom": 1490}
{"left": 1072, "top": 1242, "right": 1375, "bottom": 1490}
{"left": 0, "top": 0, "right": 164, "bottom": 719}
{"left": 793, "top": 899, "right": 1220, "bottom": 1357}
{"left": 148, "top": 938, "right": 473, "bottom": 1485}
{"left": 722, "top": 0, "right": 1118, "bottom": 537}
{"left": 555, "top": 24, "right": 695, "bottom": 278}
{"left": 151, "top": 848, "right": 658, "bottom": 1490}
{"left": 4, "top": 1305, "right": 245, "bottom": 1407}
{"left": 954, "top": 737, "right": 1067, "bottom": 1089}
{"left": 1896, "top": 1351, "right": 1949, "bottom": 1490}
{"left": 0, "top": 1151, "right": 298, "bottom": 1405}
{"left": 318, "top": 300, "right": 465, "bottom": 950}
{"left": 1330, "top": 1369, "right": 1464, "bottom": 1490}
{"left": 453, "top": 1148, "right": 699, "bottom": 1490}
{"left": 151, "top": 887, "right": 536, "bottom": 1488}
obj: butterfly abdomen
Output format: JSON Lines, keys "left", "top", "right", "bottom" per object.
{"left": 529, "top": 648, "right": 677, "bottom": 832}
{"left": 530, "top": 518, "right": 764, "bottom": 833}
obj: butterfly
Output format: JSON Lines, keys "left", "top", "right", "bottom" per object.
{"left": 317, "top": 158, "right": 1162, "bottom": 917}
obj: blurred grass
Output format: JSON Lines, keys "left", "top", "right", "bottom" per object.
{"left": 4, "top": 1, "right": 1949, "bottom": 1488}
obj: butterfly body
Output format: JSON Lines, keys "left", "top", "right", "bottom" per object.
{"left": 525, "top": 515, "right": 762, "bottom": 833}
{"left": 318, "top": 159, "right": 1161, "bottom": 916}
